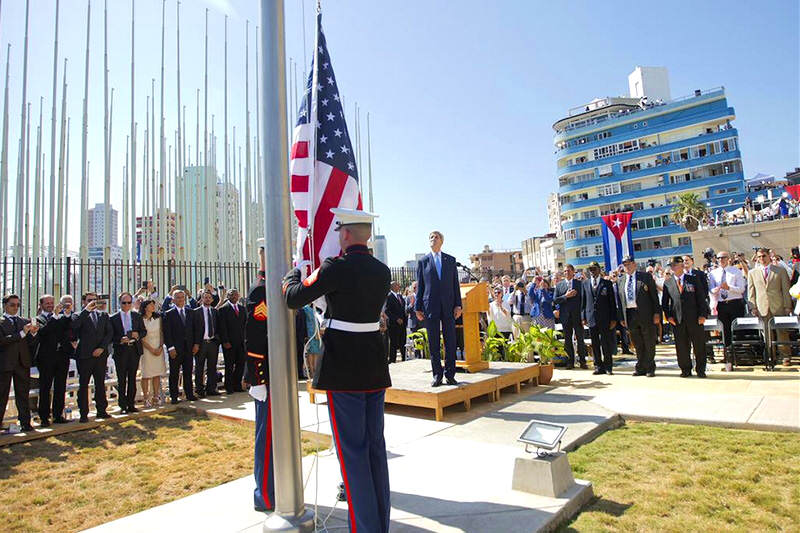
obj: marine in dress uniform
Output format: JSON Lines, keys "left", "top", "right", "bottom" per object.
{"left": 245, "top": 238, "right": 275, "bottom": 513}
{"left": 283, "top": 208, "right": 392, "bottom": 533}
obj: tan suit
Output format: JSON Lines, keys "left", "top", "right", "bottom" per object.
{"left": 747, "top": 265, "right": 792, "bottom": 356}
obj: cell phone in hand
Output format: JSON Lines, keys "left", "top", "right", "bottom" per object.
{"left": 98, "top": 294, "right": 110, "bottom": 301}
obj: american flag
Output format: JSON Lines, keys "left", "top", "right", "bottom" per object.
{"left": 290, "top": 13, "right": 362, "bottom": 274}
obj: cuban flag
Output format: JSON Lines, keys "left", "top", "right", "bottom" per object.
{"left": 601, "top": 211, "right": 634, "bottom": 271}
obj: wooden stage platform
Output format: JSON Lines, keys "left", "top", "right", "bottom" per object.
{"left": 307, "top": 359, "right": 540, "bottom": 421}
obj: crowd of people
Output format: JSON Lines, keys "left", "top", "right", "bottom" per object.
{"left": 705, "top": 194, "right": 800, "bottom": 228}
{"left": 0, "top": 281, "right": 252, "bottom": 432}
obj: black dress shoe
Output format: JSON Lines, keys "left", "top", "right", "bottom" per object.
{"left": 40, "top": 419, "right": 51, "bottom": 427}
{"left": 207, "top": 391, "right": 221, "bottom": 396}
{"left": 592, "top": 369, "right": 606, "bottom": 375}
{"left": 53, "top": 417, "right": 69, "bottom": 424}
{"left": 646, "top": 372, "right": 656, "bottom": 377}
{"left": 606, "top": 368, "right": 613, "bottom": 375}
{"left": 120, "top": 408, "right": 129, "bottom": 414}
{"left": 580, "top": 363, "right": 589, "bottom": 369}
{"left": 197, "top": 392, "right": 207, "bottom": 398}
{"left": 21, "top": 423, "right": 34, "bottom": 431}
{"left": 431, "top": 377, "right": 443, "bottom": 387}
{"left": 445, "top": 377, "right": 458, "bottom": 386}
{"left": 96, "top": 411, "right": 111, "bottom": 419}
{"left": 697, "top": 372, "right": 707, "bottom": 378}
{"left": 680, "top": 372, "right": 691, "bottom": 378}
{"left": 622, "top": 350, "right": 634, "bottom": 355}
{"left": 632, "top": 371, "right": 646, "bottom": 376}
{"left": 186, "top": 395, "right": 198, "bottom": 401}
{"left": 171, "top": 398, "right": 180, "bottom": 405}
{"left": 128, "top": 406, "right": 139, "bottom": 413}
{"left": 79, "top": 416, "right": 89, "bottom": 423}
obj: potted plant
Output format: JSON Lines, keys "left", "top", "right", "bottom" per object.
{"left": 670, "top": 192, "right": 708, "bottom": 232}
{"left": 481, "top": 321, "right": 509, "bottom": 361}
{"left": 529, "top": 326, "right": 567, "bottom": 385}
{"left": 506, "top": 327, "right": 537, "bottom": 363}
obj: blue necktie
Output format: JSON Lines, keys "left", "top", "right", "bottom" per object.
{"left": 627, "top": 275, "right": 635, "bottom": 302}
{"left": 434, "top": 254, "right": 442, "bottom": 279}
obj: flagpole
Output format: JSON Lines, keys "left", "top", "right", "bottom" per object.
{"left": 0, "top": 44, "right": 10, "bottom": 258}
{"left": 307, "top": 7, "right": 321, "bottom": 272}
{"left": 259, "top": 1, "right": 314, "bottom": 530}
{"left": 130, "top": 0, "right": 136, "bottom": 262}
{"left": 48, "top": 0, "right": 60, "bottom": 258}
{"left": 79, "top": 0, "right": 90, "bottom": 266}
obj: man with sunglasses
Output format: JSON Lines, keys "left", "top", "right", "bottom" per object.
{"left": 111, "top": 292, "right": 147, "bottom": 413}
{"left": 0, "top": 294, "right": 39, "bottom": 432}
{"left": 73, "top": 292, "right": 113, "bottom": 422}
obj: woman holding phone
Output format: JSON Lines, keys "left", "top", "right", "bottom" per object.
{"left": 139, "top": 299, "right": 167, "bottom": 407}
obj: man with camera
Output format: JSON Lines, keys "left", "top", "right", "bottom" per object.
{"left": 73, "top": 292, "right": 113, "bottom": 422}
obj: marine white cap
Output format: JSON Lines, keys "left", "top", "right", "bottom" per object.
{"left": 330, "top": 207, "right": 377, "bottom": 231}
{"left": 256, "top": 238, "right": 265, "bottom": 249}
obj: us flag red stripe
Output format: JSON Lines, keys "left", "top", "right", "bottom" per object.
{"left": 289, "top": 13, "right": 362, "bottom": 274}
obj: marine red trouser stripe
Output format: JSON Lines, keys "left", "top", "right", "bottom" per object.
{"left": 327, "top": 391, "right": 356, "bottom": 532}
{"left": 262, "top": 395, "right": 273, "bottom": 509}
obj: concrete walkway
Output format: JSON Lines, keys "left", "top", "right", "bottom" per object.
{"left": 82, "top": 354, "right": 799, "bottom": 533}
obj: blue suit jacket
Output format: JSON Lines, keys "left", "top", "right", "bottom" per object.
{"left": 415, "top": 252, "right": 462, "bottom": 320}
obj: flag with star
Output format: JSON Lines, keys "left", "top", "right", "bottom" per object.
{"left": 290, "top": 13, "right": 362, "bottom": 273}
{"left": 601, "top": 211, "right": 634, "bottom": 271}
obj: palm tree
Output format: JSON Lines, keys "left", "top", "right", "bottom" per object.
{"left": 670, "top": 192, "right": 709, "bottom": 232}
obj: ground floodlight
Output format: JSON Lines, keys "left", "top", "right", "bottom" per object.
{"left": 518, "top": 420, "right": 568, "bottom": 456}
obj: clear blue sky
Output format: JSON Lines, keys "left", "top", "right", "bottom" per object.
{"left": 1, "top": 0, "right": 797, "bottom": 266}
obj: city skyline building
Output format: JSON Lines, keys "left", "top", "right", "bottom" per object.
{"left": 547, "top": 192, "right": 563, "bottom": 238}
{"left": 87, "top": 203, "right": 118, "bottom": 249}
{"left": 554, "top": 67, "right": 746, "bottom": 268}
{"left": 136, "top": 209, "right": 178, "bottom": 260}
{"left": 521, "top": 233, "right": 565, "bottom": 274}
{"left": 373, "top": 235, "right": 388, "bottom": 265}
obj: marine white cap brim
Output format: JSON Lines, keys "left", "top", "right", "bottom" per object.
{"left": 330, "top": 207, "right": 378, "bottom": 230}
{"left": 256, "top": 238, "right": 265, "bottom": 249}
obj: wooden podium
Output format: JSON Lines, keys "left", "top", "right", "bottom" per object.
{"left": 457, "top": 282, "right": 490, "bottom": 372}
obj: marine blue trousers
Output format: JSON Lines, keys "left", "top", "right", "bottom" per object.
{"left": 254, "top": 393, "right": 275, "bottom": 511}
{"left": 327, "top": 390, "right": 391, "bottom": 533}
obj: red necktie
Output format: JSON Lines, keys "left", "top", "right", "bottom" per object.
{"left": 233, "top": 305, "right": 239, "bottom": 316}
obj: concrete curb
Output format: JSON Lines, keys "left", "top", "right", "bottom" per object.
{"left": 540, "top": 480, "right": 594, "bottom": 533}
{"left": 620, "top": 413, "right": 800, "bottom": 433}
{"left": 563, "top": 413, "right": 624, "bottom": 452}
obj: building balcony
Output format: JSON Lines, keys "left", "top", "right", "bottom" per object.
{"left": 557, "top": 106, "right": 735, "bottom": 161}
{"left": 561, "top": 171, "right": 743, "bottom": 213}
{"left": 561, "top": 189, "right": 748, "bottom": 232}
{"left": 553, "top": 87, "right": 725, "bottom": 141}
{"left": 558, "top": 130, "right": 738, "bottom": 189}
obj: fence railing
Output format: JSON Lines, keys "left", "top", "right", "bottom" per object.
{"left": 1, "top": 257, "right": 255, "bottom": 315}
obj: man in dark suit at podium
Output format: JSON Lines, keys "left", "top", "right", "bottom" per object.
{"left": 415, "top": 231, "right": 462, "bottom": 387}
{"left": 554, "top": 264, "right": 588, "bottom": 369}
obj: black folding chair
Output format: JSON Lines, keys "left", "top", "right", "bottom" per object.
{"left": 767, "top": 316, "right": 800, "bottom": 371}
{"left": 729, "top": 317, "right": 765, "bottom": 368}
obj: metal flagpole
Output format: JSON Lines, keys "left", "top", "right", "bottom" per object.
{"left": 175, "top": 1, "right": 183, "bottom": 259}
{"left": 122, "top": 136, "right": 129, "bottom": 261}
{"left": 158, "top": 0, "right": 166, "bottom": 262}
{"left": 48, "top": 0, "right": 60, "bottom": 258}
{"left": 150, "top": 79, "right": 156, "bottom": 259}
{"left": 143, "top": 99, "right": 149, "bottom": 260}
{"left": 32, "top": 98, "right": 42, "bottom": 267}
{"left": 203, "top": 8, "right": 209, "bottom": 261}
{"left": 245, "top": 19, "right": 252, "bottom": 261}
{"left": 130, "top": 0, "right": 136, "bottom": 262}
{"left": 103, "top": 0, "right": 110, "bottom": 263}
{"left": 14, "top": 0, "right": 30, "bottom": 268}
{"left": 79, "top": 0, "right": 90, "bottom": 265}
{"left": 63, "top": 118, "right": 70, "bottom": 257}
{"left": 259, "top": 1, "right": 314, "bottom": 531}
{"left": 0, "top": 44, "right": 10, "bottom": 258}
{"left": 55, "top": 58, "right": 67, "bottom": 266}
{"left": 223, "top": 14, "right": 229, "bottom": 262}
{"left": 255, "top": 25, "right": 263, "bottom": 242}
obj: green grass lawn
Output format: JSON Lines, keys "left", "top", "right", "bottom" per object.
{"left": 0, "top": 410, "right": 328, "bottom": 533}
{"left": 560, "top": 422, "right": 800, "bottom": 532}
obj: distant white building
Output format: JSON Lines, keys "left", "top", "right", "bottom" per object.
{"left": 628, "top": 66, "right": 671, "bottom": 102}
{"left": 547, "top": 192, "right": 562, "bottom": 238}
{"left": 87, "top": 203, "right": 118, "bottom": 248}
{"left": 373, "top": 235, "right": 388, "bottom": 265}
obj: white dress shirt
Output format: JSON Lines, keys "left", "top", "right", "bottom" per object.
{"left": 708, "top": 265, "right": 745, "bottom": 302}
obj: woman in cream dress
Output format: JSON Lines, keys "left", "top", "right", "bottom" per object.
{"left": 140, "top": 299, "right": 167, "bottom": 407}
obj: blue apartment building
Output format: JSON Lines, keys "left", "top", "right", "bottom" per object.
{"left": 553, "top": 74, "right": 746, "bottom": 269}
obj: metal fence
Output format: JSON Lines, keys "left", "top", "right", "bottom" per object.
{"left": 1, "top": 257, "right": 256, "bottom": 315}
